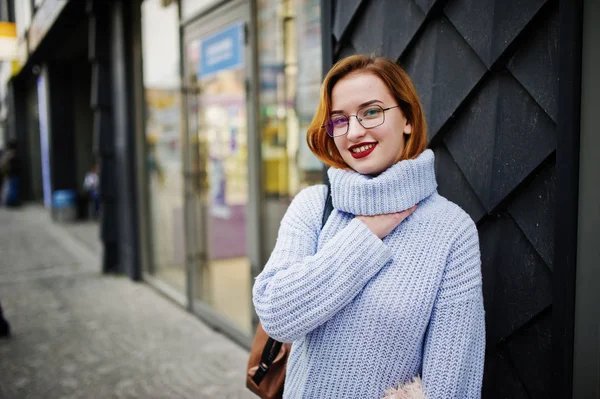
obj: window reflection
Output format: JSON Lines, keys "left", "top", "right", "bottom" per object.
{"left": 186, "top": 26, "right": 252, "bottom": 334}
{"left": 258, "top": 0, "right": 323, "bottom": 254}
{"left": 181, "top": 0, "right": 221, "bottom": 20}
{"left": 142, "top": 0, "right": 186, "bottom": 291}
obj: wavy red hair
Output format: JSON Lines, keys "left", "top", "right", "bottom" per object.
{"left": 306, "top": 55, "right": 428, "bottom": 169}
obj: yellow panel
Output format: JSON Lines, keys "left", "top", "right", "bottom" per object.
{"left": 0, "top": 22, "right": 16, "bottom": 38}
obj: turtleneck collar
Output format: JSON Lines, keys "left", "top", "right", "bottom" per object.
{"left": 327, "top": 149, "right": 438, "bottom": 216}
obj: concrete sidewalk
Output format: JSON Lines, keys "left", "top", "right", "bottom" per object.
{"left": 0, "top": 205, "right": 254, "bottom": 399}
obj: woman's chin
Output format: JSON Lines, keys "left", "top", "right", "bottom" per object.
{"left": 343, "top": 148, "right": 395, "bottom": 176}
{"left": 348, "top": 161, "right": 385, "bottom": 176}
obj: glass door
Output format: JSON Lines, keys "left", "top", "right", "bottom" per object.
{"left": 183, "top": 3, "right": 254, "bottom": 337}
{"left": 141, "top": 0, "right": 186, "bottom": 296}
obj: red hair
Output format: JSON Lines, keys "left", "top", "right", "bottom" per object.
{"left": 306, "top": 55, "right": 428, "bottom": 169}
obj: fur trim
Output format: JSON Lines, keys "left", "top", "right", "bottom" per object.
{"left": 382, "top": 377, "right": 426, "bottom": 399}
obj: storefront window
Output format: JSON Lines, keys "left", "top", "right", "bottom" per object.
{"left": 141, "top": 0, "right": 186, "bottom": 292}
{"left": 181, "top": 0, "right": 221, "bottom": 20}
{"left": 258, "top": 0, "right": 323, "bottom": 253}
{"left": 184, "top": 17, "right": 252, "bottom": 334}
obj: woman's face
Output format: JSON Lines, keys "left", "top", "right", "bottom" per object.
{"left": 330, "top": 72, "right": 411, "bottom": 176}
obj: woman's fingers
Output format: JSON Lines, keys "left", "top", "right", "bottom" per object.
{"left": 397, "top": 204, "right": 418, "bottom": 220}
{"left": 356, "top": 205, "right": 418, "bottom": 239}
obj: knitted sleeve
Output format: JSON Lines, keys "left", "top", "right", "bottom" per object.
{"left": 252, "top": 186, "right": 393, "bottom": 343}
{"left": 421, "top": 216, "right": 486, "bottom": 398}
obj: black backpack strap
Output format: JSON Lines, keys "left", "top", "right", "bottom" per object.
{"left": 252, "top": 337, "right": 283, "bottom": 385}
{"left": 321, "top": 182, "right": 333, "bottom": 229}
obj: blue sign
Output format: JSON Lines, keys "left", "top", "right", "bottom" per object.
{"left": 198, "top": 22, "right": 244, "bottom": 78}
{"left": 52, "top": 190, "right": 76, "bottom": 209}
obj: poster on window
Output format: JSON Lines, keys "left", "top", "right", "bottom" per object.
{"left": 198, "top": 22, "right": 244, "bottom": 80}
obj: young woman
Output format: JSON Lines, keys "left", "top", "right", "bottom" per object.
{"left": 253, "top": 55, "right": 485, "bottom": 398}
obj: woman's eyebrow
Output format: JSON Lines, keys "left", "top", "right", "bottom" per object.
{"left": 331, "top": 99, "right": 383, "bottom": 114}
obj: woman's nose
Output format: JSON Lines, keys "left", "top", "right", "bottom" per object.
{"left": 346, "top": 117, "right": 367, "bottom": 142}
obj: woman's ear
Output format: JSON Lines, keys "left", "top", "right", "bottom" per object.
{"left": 403, "top": 122, "right": 412, "bottom": 135}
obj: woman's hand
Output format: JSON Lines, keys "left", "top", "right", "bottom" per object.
{"left": 356, "top": 205, "right": 417, "bottom": 239}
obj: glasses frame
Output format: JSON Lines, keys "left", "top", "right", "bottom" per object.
{"left": 322, "top": 104, "right": 401, "bottom": 137}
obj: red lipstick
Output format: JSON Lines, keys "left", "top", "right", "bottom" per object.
{"left": 349, "top": 143, "right": 377, "bottom": 159}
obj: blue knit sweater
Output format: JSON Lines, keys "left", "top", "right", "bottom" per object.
{"left": 253, "top": 150, "right": 485, "bottom": 398}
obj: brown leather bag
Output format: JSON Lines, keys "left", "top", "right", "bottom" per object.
{"left": 246, "top": 322, "right": 291, "bottom": 399}
{"left": 247, "top": 184, "right": 333, "bottom": 398}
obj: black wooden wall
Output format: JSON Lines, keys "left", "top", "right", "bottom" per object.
{"left": 326, "top": 0, "right": 563, "bottom": 397}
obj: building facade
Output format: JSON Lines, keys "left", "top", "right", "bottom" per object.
{"left": 1, "top": 0, "right": 598, "bottom": 397}
{"left": 139, "top": 0, "right": 324, "bottom": 345}
{"left": 1, "top": 0, "right": 325, "bottom": 346}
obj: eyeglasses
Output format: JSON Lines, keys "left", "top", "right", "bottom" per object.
{"left": 322, "top": 104, "right": 401, "bottom": 137}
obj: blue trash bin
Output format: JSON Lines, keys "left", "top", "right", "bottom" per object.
{"left": 52, "top": 189, "right": 77, "bottom": 222}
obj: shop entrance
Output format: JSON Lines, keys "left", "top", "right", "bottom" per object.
{"left": 183, "top": 2, "right": 255, "bottom": 339}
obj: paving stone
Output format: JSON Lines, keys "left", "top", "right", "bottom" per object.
{"left": 0, "top": 206, "right": 254, "bottom": 399}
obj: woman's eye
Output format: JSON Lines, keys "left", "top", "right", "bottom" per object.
{"left": 361, "top": 108, "right": 381, "bottom": 118}
{"left": 332, "top": 117, "right": 347, "bottom": 126}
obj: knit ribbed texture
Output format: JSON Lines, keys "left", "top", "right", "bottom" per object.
{"left": 253, "top": 150, "right": 485, "bottom": 399}
{"left": 328, "top": 149, "right": 437, "bottom": 215}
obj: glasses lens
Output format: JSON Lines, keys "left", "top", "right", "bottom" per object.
{"left": 358, "top": 105, "right": 384, "bottom": 128}
{"left": 326, "top": 115, "right": 349, "bottom": 137}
